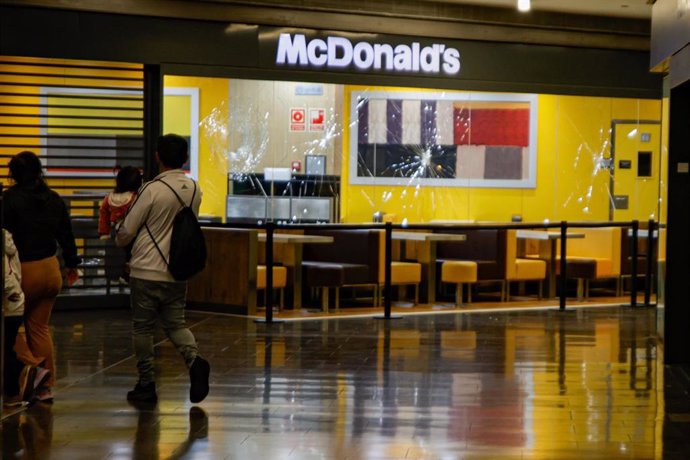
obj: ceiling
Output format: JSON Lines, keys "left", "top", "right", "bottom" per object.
{"left": 424, "top": 0, "right": 653, "bottom": 19}
{"left": 0, "top": 0, "right": 653, "bottom": 51}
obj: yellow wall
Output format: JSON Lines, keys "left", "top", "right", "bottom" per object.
{"left": 159, "top": 78, "right": 663, "bottom": 224}
{"left": 164, "top": 76, "right": 229, "bottom": 218}
{"left": 340, "top": 86, "right": 662, "bottom": 223}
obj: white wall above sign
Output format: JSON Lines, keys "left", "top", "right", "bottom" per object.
{"left": 276, "top": 33, "right": 461, "bottom": 76}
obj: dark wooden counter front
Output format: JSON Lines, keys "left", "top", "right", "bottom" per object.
{"left": 187, "top": 227, "right": 259, "bottom": 315}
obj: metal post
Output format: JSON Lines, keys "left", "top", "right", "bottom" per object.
{"left": 630, "top": 220, "right": 639, "bottom": 307}
{"left": 376, "top": 222, "right": 401, "bottom": 320}
{"left": 255, "top": 222, "right": 283, "bottom": 324}
{"left": 384, "top": 222, "right": 392, "bottom": 319}
{"left": 266, "top": 222, "right": 274, "bottom": 322}
{"left": 644, "top": 219, "right": 655, "bottom": 307}
{"left": 558, "top": 221, "right": 567, "bottom": 311}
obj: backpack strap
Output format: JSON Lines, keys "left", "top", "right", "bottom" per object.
{"left": 143, "top": 177, "right": 197, "bottom": 268}
{"left": 145, "top": 222, "right": 169, "bottom": 267}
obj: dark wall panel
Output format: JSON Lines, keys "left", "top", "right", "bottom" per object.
{"left": 0, "top": 6, "right": 258, "bottom": 66}
{"left": 664, "top": 81, "right": 690, "bottom": 365}
{"left": 0, "top": 6, "right": 661, "bottom": 98}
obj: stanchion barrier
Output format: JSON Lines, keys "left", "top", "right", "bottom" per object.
{"left": 384, "top": 222, "right": 392, "bottom": 319}
{"left": 376, "top": 222, "right": 401, "bottom": 320}
{"left": 630, "top": 220, "right": 639, "bottom": 307}
{"left": 255, "top": 222, "right": 283, "bottom": 324}
{"left": 558, "top": 221, "right": 568, "bottom": 311}
{"left": 203, "top": 219, "right": 656, "bottom": 321}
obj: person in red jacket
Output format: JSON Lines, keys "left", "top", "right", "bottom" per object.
{"left": 99, "top": 166, "right": 142, "bottom": 282}
{"left": 99, "top": 166, "right": 142, "bottom": 237}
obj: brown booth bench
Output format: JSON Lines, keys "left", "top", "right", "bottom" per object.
{"left": 301, "top": 229, "right": 381, "bottom": 312}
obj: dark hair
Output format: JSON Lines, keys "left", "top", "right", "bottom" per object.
{"left": 8, "top": 151, "right": 47, "bottom": 189}
{"left": 157, "top": 134, "right": 188, "bottom": 169}
{"left": 115, "top": 166, "right": 142, "bottom": 193}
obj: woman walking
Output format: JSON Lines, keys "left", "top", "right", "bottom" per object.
{"left": 3, "top": 151, "right": 80, "bottom": 403}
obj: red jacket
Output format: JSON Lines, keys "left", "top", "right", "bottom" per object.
{"left": 98, "top": 191, "right": 136, "bottom": 236}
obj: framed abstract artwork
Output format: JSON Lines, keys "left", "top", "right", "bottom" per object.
{"left": 350, "top": 90, "right": 538, "bottom": 188}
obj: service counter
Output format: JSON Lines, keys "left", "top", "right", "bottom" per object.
{"left": 187, "top": 227, "right": 260, "bottom": 315}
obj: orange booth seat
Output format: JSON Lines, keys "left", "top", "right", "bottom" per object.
{"left": 505, "top": 230, "right": 547, "bottom": 300}
{"left": 556, "top": 227, "right": 622, "bottom": 300}
{"left": 435, "top": 228, "right": 545, "bottom": 303}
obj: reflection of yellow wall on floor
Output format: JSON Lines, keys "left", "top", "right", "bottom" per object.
{"left": 341, "top": 86, "right": 662, "bottom": 223}
{"left": 512, "top": 319, "right": 658, "bottom": 455}
{"left": 164, "top": 76, "right": 229, "bottom": 218}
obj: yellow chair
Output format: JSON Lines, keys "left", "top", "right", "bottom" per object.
{"left": 257, "top": 265, "right": 288, "bottom": 310}
{"left": 377, "top": 231, "right": 422, "bottom": 305}
{"left": 441, "top": 260, "right": 478, "bottom": 306}
{"left": 505, "top": 230, "right": 546, "bottom": 300}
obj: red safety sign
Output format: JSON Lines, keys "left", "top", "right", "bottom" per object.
{"left": 290, "top": 108, "right": 306, "bottom": 131}
{"left": 309, "top": 108, "right": 325, "bottom": 131}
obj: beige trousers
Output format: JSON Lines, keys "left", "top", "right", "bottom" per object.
{"left": 15, "top": 256, "right": 63, "bottom": 388}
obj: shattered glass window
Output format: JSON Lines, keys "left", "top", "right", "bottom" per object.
{"left": 164, "top": 76, "right": 665, "bottom": 228}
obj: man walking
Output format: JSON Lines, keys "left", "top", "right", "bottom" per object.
{"left": 116, "top": 133, "right": 210, "bottom": 404}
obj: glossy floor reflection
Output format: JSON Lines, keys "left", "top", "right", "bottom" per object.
{"left": 1, "top": 306, "right": 689, "bottom": 459}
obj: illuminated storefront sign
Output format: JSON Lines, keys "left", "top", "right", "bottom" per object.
{"left": 275, "top": 33, "right": 461, "bottom": 75}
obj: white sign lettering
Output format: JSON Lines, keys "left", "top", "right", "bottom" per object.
{"left": 276, "top": 33, "right": 461, "bottom": 75}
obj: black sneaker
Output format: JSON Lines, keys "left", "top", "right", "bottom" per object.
{"left": 127, "top": 381, "right": 157, "bottom": 403}
{"left": 189, "top": 357, "right": 210, "bottom": 403}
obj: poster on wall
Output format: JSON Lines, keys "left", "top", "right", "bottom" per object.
{"left": 290, "top": 107, "right": 306, "bottom": 131}
{"left": 309, "top": 108, "right": 325, "bottom": 131}
{"left": 350, "top": 90, "right": 538, "bottom": 189}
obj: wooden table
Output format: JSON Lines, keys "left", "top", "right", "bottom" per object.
{"left": 392, "top": 231, "right": 467, "bottom": 304}
{"left": 516, "top": 230, "right": 585, "bottom": 298}
{"left": 259, "top": 233, "right": 333, "bottom": 309}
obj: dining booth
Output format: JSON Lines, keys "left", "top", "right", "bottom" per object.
{"left": 185, "top": 219, "right": 662, "bottom": 316}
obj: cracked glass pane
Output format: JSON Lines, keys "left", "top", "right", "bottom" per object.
{"left": 165, "top": 76, "right": 665, "bottom": 228}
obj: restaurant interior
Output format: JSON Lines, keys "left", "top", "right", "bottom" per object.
{"left": 166, "top": 75, "right": 667, "bottom": 318}
{"left": 0, "top": 58, "right": 668, "bottom": 318}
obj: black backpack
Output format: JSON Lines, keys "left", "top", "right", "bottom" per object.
{"left": 146, "top": 178, "right": 207, "bottom": 281}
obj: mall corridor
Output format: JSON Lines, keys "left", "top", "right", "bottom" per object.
{"left": 1, "top": 305, "right": 689, "bottom": 459}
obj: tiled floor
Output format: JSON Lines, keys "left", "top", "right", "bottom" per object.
{"left": 2, "top": 304, "right": 689, "bottom": 459}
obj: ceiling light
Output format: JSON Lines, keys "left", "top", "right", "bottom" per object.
{"left": 517, "top": 0, "right": 531, "bottom": 12}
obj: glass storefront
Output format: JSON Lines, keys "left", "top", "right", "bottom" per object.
{"left": 163, "top": 75, "right": 667, "bottom": 228}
